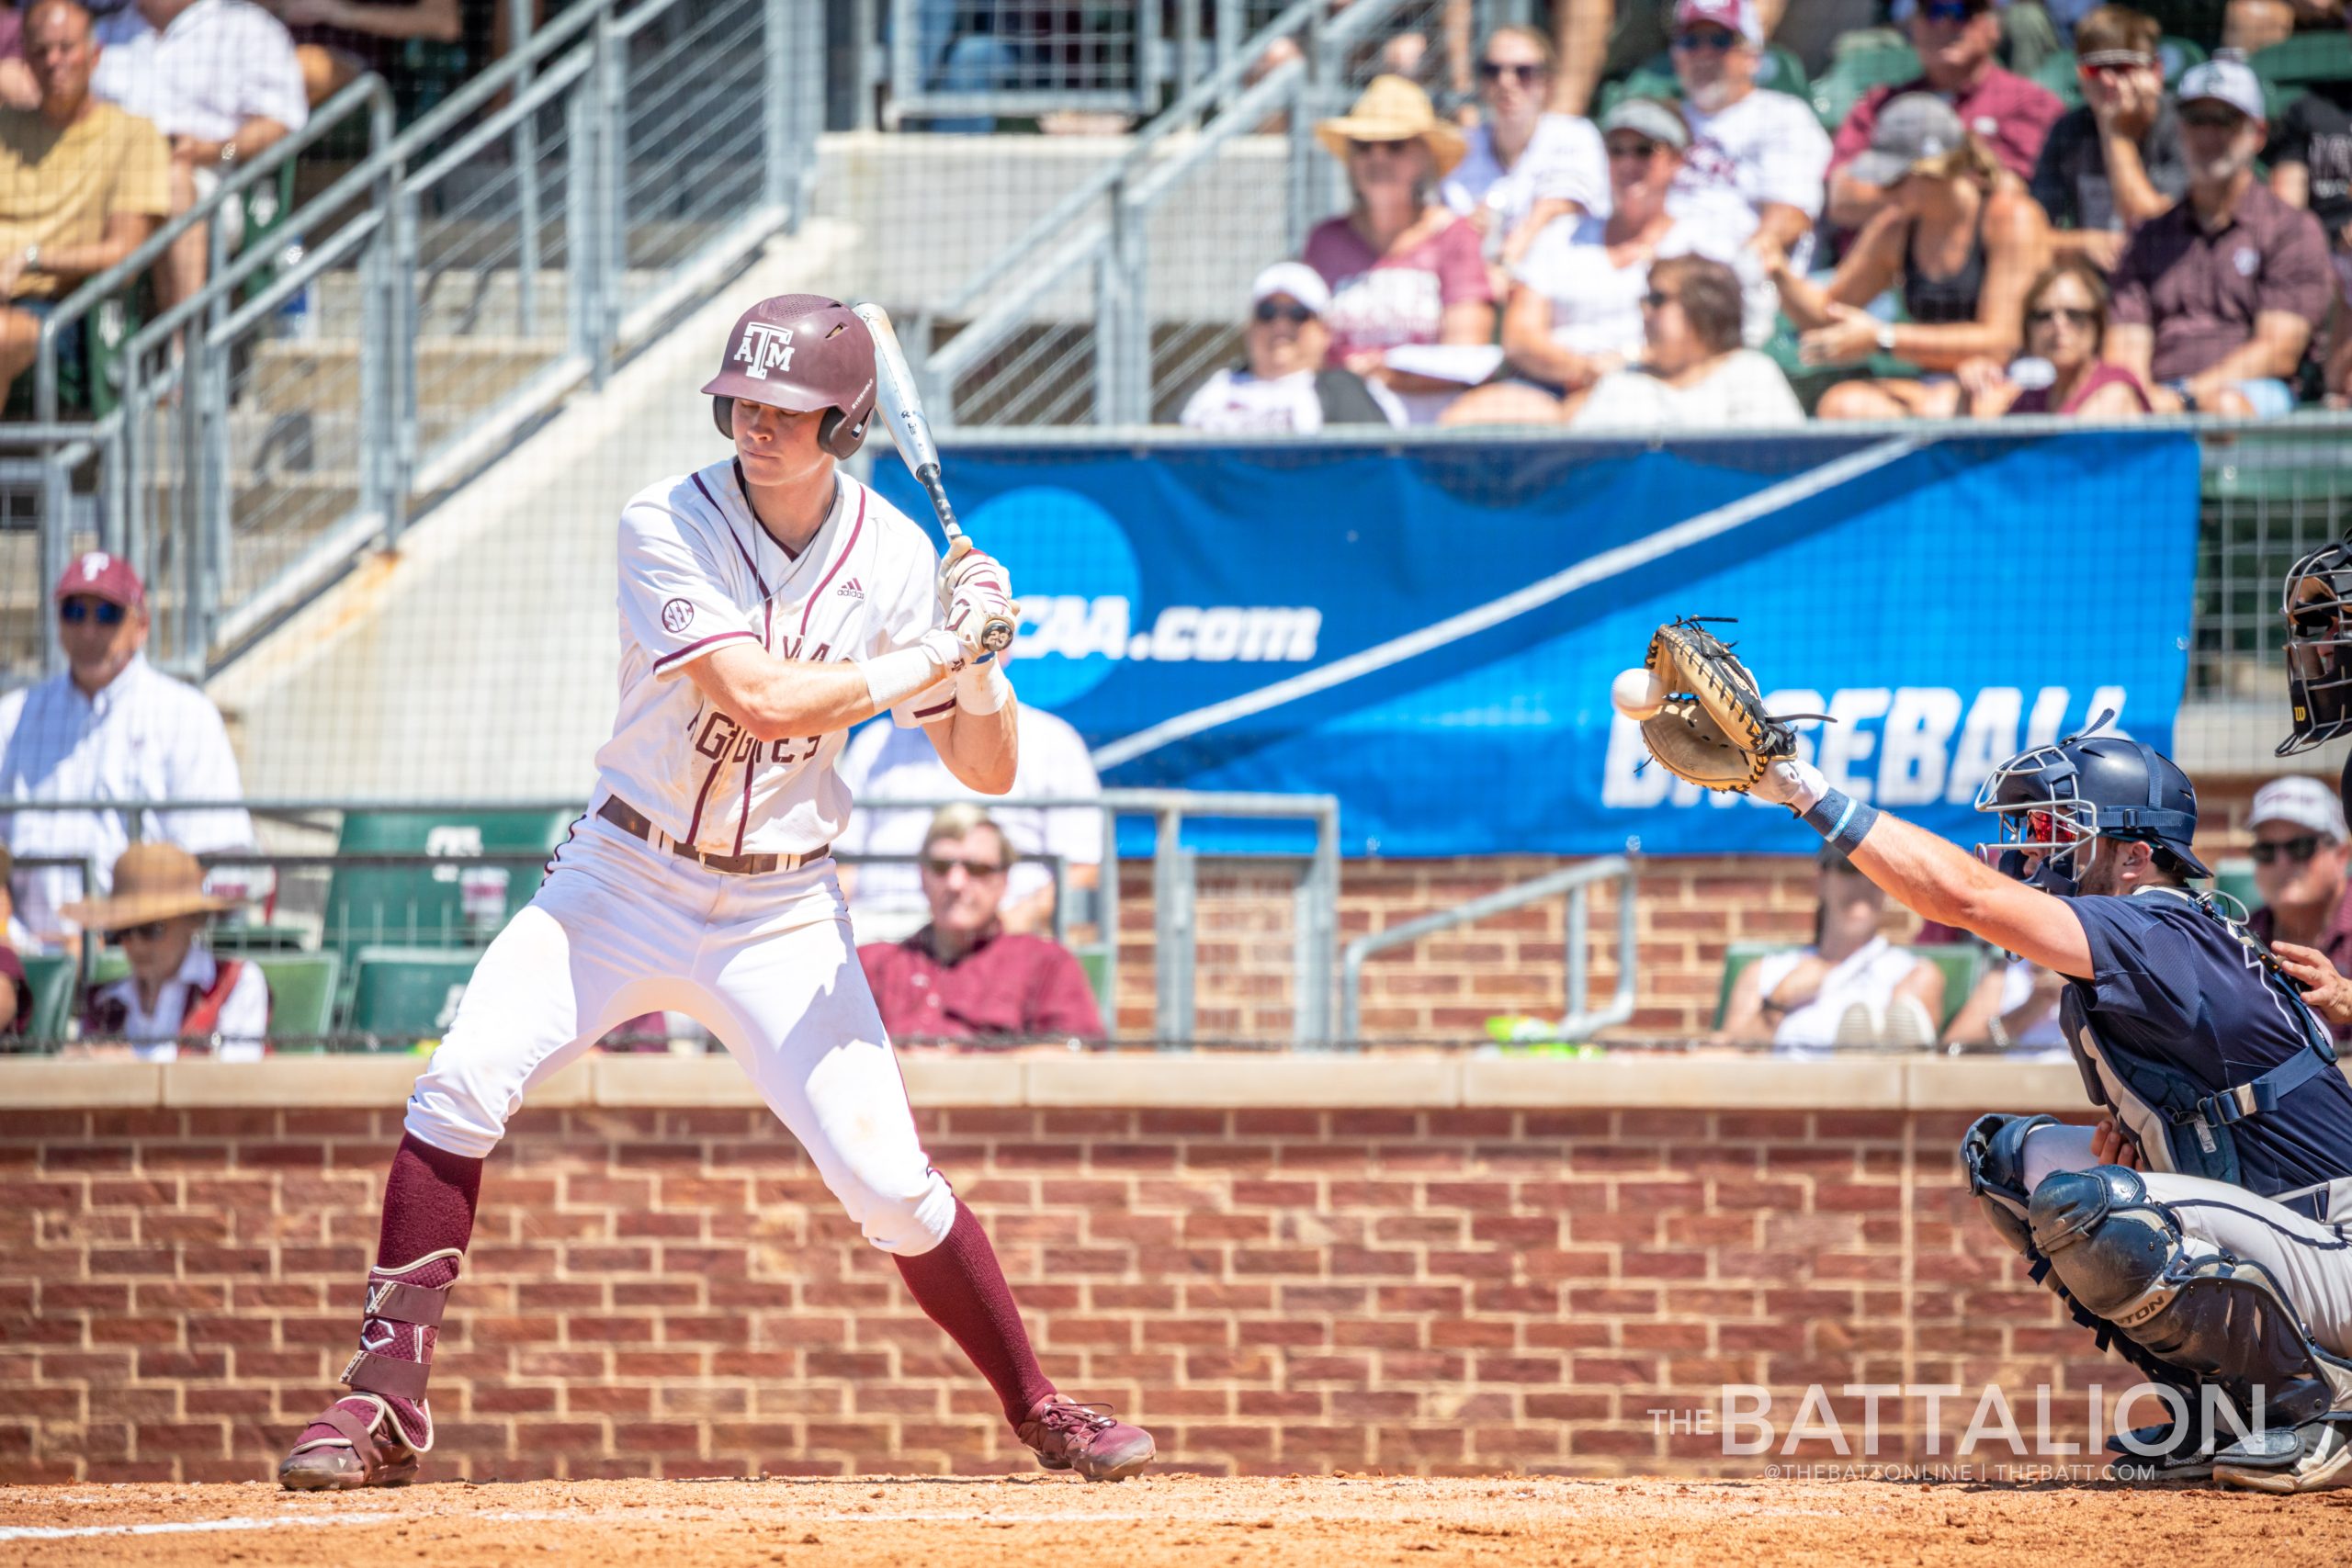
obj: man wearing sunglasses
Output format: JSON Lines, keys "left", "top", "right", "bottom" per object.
{"left": 1664, "top": 0, "right": 1831, "bottom": 283}
{"left": 857, "top": 805, "right": 1102, "bottom": 1046}
{"left": 0, "top": 551, "right": 254, "bottom": 951}
{"left": 1827, "top": 0, "right": 2062, "bottom": 231}
{"left": 1179, "top": 262, "right": 1404, "bottom": 434}
{"left": 2244, "top": 776, "right": 2352, "bottom": 1044}
{"left": 2030, "top": 4, "right": 2189, "bottom": 270}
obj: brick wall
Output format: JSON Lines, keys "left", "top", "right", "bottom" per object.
{"left": 0, "top": 1083, "right": 2128, "bottom": 1483}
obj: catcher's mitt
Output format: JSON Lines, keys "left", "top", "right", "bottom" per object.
{"left": 1639, "top": 617, "right": 1796, "bottom": 795}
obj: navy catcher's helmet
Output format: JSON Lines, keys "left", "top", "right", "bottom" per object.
{"left": 2279, "top": 537, "right": 2352, "bottom": 758}
{"left": 1973, "top": 720, "right": 2211, "bottom": 896}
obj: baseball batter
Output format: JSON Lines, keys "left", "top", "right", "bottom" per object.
{"left": 1627, "top": 626, "right": 2352, "bottom": 1493}
{"left": 277, "top": 295, "right": 1155, "bottom": 1489}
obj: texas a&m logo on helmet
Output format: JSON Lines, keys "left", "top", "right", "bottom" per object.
{"left": 733, "top": 321, "right": 796, "bottom": 380}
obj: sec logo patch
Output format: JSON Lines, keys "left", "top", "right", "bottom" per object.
{"left": 662, "top": 598, "right": 694, "bottom": 634}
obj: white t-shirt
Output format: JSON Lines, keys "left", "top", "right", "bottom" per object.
{"left": 594, "top": 462, "right": 950, "bottom": 860}
{"left": 1441, "top": 114, "right": 1610, "bottom": 254}
{"left": 0, "top": 655, "right": 257, "bottom": 945}
{"left": 1750, "top": 935, "right": 1928, "bottom": 1053}
{"left": 1178, "top": 367, "right": 1406, "bottom": 434}
{"left": 1511, "top": 213, "right": 1744, "bottom": 360}
{"left": 1993, "top": 959, "right": 2071, "bottom": 1054}
{"left": 85, "top": 944, "right": 269, "bottom": 1061}
{"left": 93, "top": 0, "right": 309, "bottom": 144}
{"left": 1569, "top": 349, "right": 1804, "bottom": 433}
{"left": 1674, "top": 87, "right": 1830, "bottom": 245}
{"left": 834, "top": 705, "right": 1103, "bottom": 940}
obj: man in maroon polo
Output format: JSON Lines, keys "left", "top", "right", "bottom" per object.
{"left": 860, "top": 804, "right": 1104, "bottom": 1045}
{"left": 1826, "top": 0, "right": 2063, "bottom": 230}
{"left": 2245, "top": 774, "right": 2352, "bottom": 1044}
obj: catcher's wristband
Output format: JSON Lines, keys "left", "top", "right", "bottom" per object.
{"left": 1801, "top": 788, "right": 1879, "bottom": 856}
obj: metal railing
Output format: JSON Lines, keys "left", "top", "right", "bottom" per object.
{"left": 0, "top": 789, "right": 1340, "bottom": 1048}
{"left": 18, "top": 0, "right": 823, "bottom": 679}
{"left": 1340, "top": 856, "right": 1637, "bottom": 1045}
{"left": 911, "top": 0, "right": 1451, "bottom": 426}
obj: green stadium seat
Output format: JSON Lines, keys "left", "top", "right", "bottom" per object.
{"left": 2158, "top": 36, "right": 2209, "bottom": 84}
{"left": 1808, "top": 39, "right": 1921, "bottom": 131}
{"left": 1713, "top": 941, "right": 1983, "bottom": 1034}
{"left": 1077, "top": 949, "right": 1109, "bottom": 1019}
{"left": 345, "top": 946, "right": 481, "bottom": 1041}
{"left": 322, "top": 808, "right": 575, "bottom": 962}
{"left": 19, "top": 953, "right": 76, "bottom": 1043}
{"left": 2253, "top": 30, "right": 2352, "bottom": 91}
{"left": 1596, "top": 44, "right": 1807, "bottom": 118}
{"left": 255, "top": 953, "right": 341, "bottom": 1043}
{"left": 2209, "top": 857, "right": 2259, "bottom": 919}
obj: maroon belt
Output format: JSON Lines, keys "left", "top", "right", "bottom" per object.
{"left": 596, "top": 795, "right": 828, "bottom": 876}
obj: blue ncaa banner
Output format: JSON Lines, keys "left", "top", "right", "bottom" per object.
{"left": 874, "top": 432, "right": 2201, "bottom": 857}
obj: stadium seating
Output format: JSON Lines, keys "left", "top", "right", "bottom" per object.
{"left": 18, "top": 953, "right": 75, "bottom": 1042}
{"left": 321, "top": 808, "right": 574, "bottom": 963}
{"left": 2253, "top": 30, "right": 2352, "bottom": 93}
{"left": 1595, "top": 44, "right": 1808, "bottom": 118}
{"left": 345, "top": 946, "right": 480, "bottom": 1041}
{"left": 1806, "top": 39, "right": 1920, "bottom": 131}
{"left": 1712, "top": 942, "right": 1984, "bottom": 1034}
{"left": 256, "top": 953, "right": 342, "bottom": 1042}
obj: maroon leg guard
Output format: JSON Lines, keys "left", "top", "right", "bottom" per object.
{"left": 893, "top": 1198, "right": 1057, "bottom": 1426}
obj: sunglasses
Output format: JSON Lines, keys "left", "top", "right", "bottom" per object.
{"left": 1918, "top": 0, "right": 1980, "bottom": 22}
{"left": 1347, "top": 137, "right": 1412, "bottom": 156}
{"left": 2027, "top": 305, "right": 2098, "bottom": 328}
{"left": 1606, "top": 138, "right": 1664, "bottom": 160}
{"left": 1477, "top": 61, "right": 1545, "bottom": 84}
{"left": 1669, "top": 29, "right": 1737, "bottom": 52}
{"left": 114, "top": 920, "right": 172, "bottom": 942}
{"left": 1640, "top": 289, "right": 1675, "bottom": 310}
{"left": 2180, "top": 107, "right": 2245, "bottom": 130}
{"left": 1253, "top": 299, "right": 1315, "bottom": 325}
{"left": 2252, "top": 835, "right": 2326, "bottom": 865}
{"left": 923, "top": 855, "right": 1006, "bottom": 878}
{"left": 2079, "top": 56, "right": 2154, "bottom": 77}
{"left": 60, "top": 597, "right": 127, "bottom": 626}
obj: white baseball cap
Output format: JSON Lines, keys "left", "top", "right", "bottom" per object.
{"left": 2250, "top": 774, "right": 2348, "bottom": 842}
{"left": 1250, "top": 262, "right": 1332, "bottom": 316}
{"left": 2178, "top": 56, "right": 2267, "bottom": 124}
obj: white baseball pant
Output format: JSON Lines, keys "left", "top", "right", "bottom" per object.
{"left": 401, "top": 812, "right": 957, "bottom": 1256}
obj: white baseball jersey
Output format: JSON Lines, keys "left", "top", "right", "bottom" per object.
{"left": 593, "top": 460, "right": 954, "bottom": 860}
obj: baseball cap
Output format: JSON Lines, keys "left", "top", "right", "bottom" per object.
{"left": 2251, "top": 775, "right": 2349, "bottom": 842}
{"left": 1846, "top": 93, "right": 1967, "bottom": 188}
{"left": 1250, "top": 262, "right": 1331, "bottom": 316}
{"left": 2178, "top": 55, "right": 2266, "bottom": 123}
{"left": 1672, "top": 0, "right": 1764, "bottom": 47}
{"left": 1600, "top": 97, "right": 1691, "bottom": 152}
{"left": 52, "top": 550, "right": 144, "bottom": 611}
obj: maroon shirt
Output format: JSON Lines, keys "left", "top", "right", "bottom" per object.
{"left": 2109, "top": 177, "right": 2335, "bottom": 383}
{"left": 861, "top": 926, "right": 1104, "bottom": 1043}
{"left": 2249, "top": 884, "right": 2352, "bottom": 1044}
{"left": 1830, "top": 69, "right": 2064, "bottom": 187}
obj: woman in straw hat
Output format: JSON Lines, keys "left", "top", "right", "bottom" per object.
{"left": 1757, "top": 92, "right": 2048, "bottom": 422}
{"left": 1300, "top": 73, "right": 1497, "bottom": 424}
{"left": 64, "top": 842, "right": 269, "bottom": 1060}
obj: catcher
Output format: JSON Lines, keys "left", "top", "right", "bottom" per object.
{"left": 1624, "top": 620, "right": 2352, "bottom": 1492}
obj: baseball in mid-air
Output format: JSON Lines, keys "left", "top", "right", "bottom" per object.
{"left": 1611, "top": 666, "right": 1667, "bottom": 721}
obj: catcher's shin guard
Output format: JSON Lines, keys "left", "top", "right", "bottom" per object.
{"left": 2029, "top": 1168, "right": 2352, "bottom": 1433}
{"left": 279, "top": 1249, "right": 461, "bottom": 1491}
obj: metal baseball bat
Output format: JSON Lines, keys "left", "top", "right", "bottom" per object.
{"left": 852, "top": 302, "right": 1015, "bottom": 654}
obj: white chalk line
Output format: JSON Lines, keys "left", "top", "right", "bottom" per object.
{"left": 1090, "top": 434, "right": 1924, "bottom": 770}
{"left": 0, "top": 1506, "right": 1180, "bottom": 1541}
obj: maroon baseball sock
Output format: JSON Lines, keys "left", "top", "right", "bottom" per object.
{"left": 295, "top": 1134, "right": 483, "bottom": 1452}
{"left": 893, "top": 1199, "right": 1057, "bottom": 1427}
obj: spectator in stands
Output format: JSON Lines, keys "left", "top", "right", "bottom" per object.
{"left": 64, "top": 840, "right": 268, "bottom": 1058}
{"left": 0, "top": 1, "right": 171, "bottom": 407}
{"left": 1665, "top": 0, "right": 1833, "bottom": 277}
{"left": 1182, "top": 263, "right": 1403, "bottom": 433}
{"left": 2266, "top": 11, "right": 2352, "bottom": 364}
{"left": 262, "top": 0, "right": 460, "bottom": 108}
{"left": 1567, "top": 251, "right": 1803, "bottom": 429}
{"left": 1943, "top": 957, "right": 2069, "bottom": 1055}
{"left": 1827, "top": 0, "right": 2064, "bottom": 231}
{"left": 1303, "top": 74, "right": 1498, "bottom": 425}
{"left": 0, "top": 552, "right": 255, "bottom": 949}
{"left": 1718, "top": 847, "right": 1947, "bottom": 1052}
{"left": 1442, "top": 98, "right": 1746, "bottom": 424}
{"left": 2030, "top": 6, "right": 2188, "bottom": 268}
{"left": 1765, "top": 96, "right": 2049, "bottom": 420}
{"left": 1957, "top": 256, "right": 2154, "bottom": 413}
{"left": 90, "top": 0, "right": 308, "bottom": 310}
{"left": 859, "top": 806, "right": 1103, "bottom": 1046}
{"left": 0, "top": 847, "right": 24, "bottom": 1034}
{"left": 2244, "top": 773, "right": 2352, "bottom": 1043}
{"left": 1439, "top": 26, "right": 1606, "bottom": 276}
{"left": 1551, "top": 0, "right": 1799, "bottom": 117}
{"left": 836, "top": 658, "right": 1103, "bottom": 945}
{"left": 2109, "top": 56, "right": 2334, "bottom": 417}
{"left": 2226, "top": 0, "right": 2345, "bottom": 56}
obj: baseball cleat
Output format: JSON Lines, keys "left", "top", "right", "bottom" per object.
{"left": 2103, "top": 1421, "right": 2217, "bottom": 1483}
{"left": 278, "top": 1393, "right": 421, "bottom": 1491}
{"left": 2211, "top": 1417, "right": 2352, "bottom": 1494}
{"left": 1016, "top": 1394, "right": 1156, "bottom": 1482}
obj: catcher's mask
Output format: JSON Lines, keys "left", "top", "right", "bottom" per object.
{"left": 2279, "top": 538, "right": 2352, "bottom": 756}
{"left": 1973, "top": 717, "right": 2211, "bottom": 897}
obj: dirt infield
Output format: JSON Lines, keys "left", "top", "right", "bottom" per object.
{"left": 5, "top": 1475, "right": 2350, "bottom": 1566}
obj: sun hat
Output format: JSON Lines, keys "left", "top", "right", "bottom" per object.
{"left": 60, "top": 843, "right": 233, "bottom": 933}
{"left": 1315, "top": 75, "right": 1467, "bottom": 176}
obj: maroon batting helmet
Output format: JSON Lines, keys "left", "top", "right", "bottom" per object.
{"left": 700, "top": 294, "right": 878, "bottom": 458}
